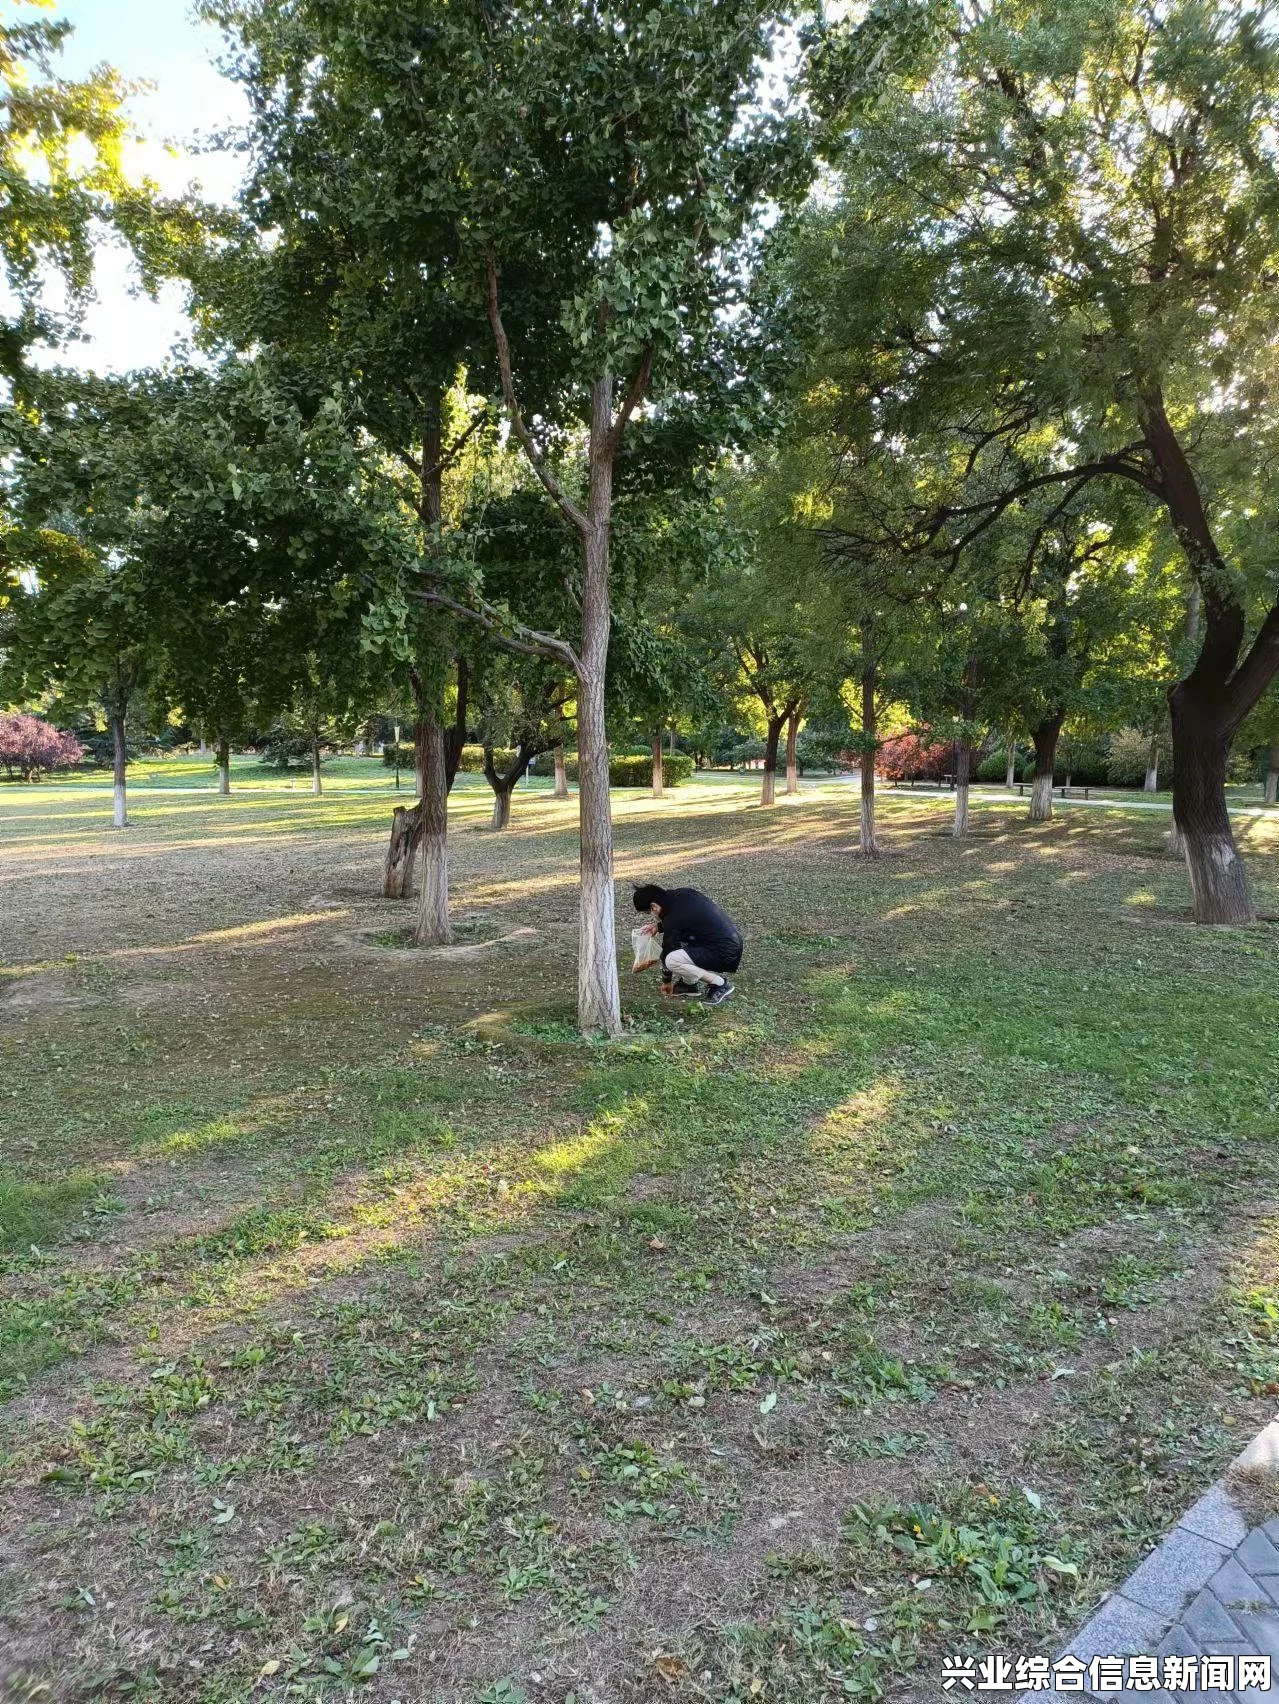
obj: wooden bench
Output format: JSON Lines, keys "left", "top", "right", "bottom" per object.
{"left": 1014, "top": 782, "right": 1091, "bottom": 799}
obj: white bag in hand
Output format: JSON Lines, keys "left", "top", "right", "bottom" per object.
{"left": 631, "top": 924, "right": 663, "bottom": 973}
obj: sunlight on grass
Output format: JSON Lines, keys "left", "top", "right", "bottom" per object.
{"left": 190, "top": 912, "right": 349, "bottom": 945}
{"left": 533, "top": 1124, "right": 621, "bottom": 1179}
{"left": 809, "top": 1078, "right": 902, "bottom": 1157}
{"left": 3, "top": 770, "right": 1277, "bottom": 1701}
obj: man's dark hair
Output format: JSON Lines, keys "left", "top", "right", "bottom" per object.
{"left": 633, "top": 884, "right": 665, "bottom": 912}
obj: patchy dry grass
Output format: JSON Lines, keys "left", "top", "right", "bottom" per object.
{"left": 2, "top": 760, "right": 1279, "bottom": 1702}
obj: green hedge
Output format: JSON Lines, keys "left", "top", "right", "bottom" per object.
{"left": 977, "top": 747, "right": 1016, "bottom": 782}
{"left": 610, "top": 751, "right": 694, "bottom": 787}
{"left": 386, "top": 743, "right": 694, "bottom": 786}
{"left": 383, "top": 742, "right": 519, "bottom": 773}
{"left": 529, "top": 749, "right": 694, "bottom": 786}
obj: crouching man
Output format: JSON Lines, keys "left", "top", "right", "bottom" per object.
{"left": 632, "top": 883, "right": 742, "bottom": 1007}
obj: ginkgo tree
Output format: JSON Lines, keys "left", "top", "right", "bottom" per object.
{"left": 200, "top": 0, "right": 809, "bottom": 1033}
{"left": 0, "top": 4, "right": 135, "bottom": 378}
{"left": 808, "top": 0, "right": 1279, "bottom": 923}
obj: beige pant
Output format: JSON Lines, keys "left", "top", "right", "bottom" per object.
{"left": 664, "top": 948, "right": 726, "bottom": 988}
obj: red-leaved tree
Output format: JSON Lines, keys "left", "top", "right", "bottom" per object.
{"left": 0, "top": 713, "right": 84, "bottom": 781}
{"left": 876, "top": 730, "right": 953, "bottom": 783}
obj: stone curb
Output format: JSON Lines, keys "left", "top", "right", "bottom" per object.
{"left": 1015, "top": 1420, "right": 1279, "bottom": 1703}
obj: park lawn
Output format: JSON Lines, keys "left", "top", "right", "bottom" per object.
{"left": 1, "top": 774, "right": 1278, "bottom": 1703}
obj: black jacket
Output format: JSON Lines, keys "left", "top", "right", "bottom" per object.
{"left": 657, "top": 888, "right": 742, "bottom": 972}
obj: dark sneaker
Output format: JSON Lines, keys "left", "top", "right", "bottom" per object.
{"left": 671, "top": 978, "right": 705, "bottom": 998}
{"left": 705, "top": 979, "right": 735, "bottom": 1007}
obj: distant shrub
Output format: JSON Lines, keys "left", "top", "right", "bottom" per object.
{"left": 459, "top": 744, "right": 520, "bottom": 774}
{"left": 795, "top": 732, "right": 851, "bottom": 773}
{"left": 528, "top": 749, "right": 693, "bottom": 785}
{"left": 976, "top": 747, "right": 1016, "bottom": 782}
{"left": 1053, "top": 732, "right": 1109, "bottom": 787}
{"left": 719, "top": 737, "right": 766, "bottom": 769}
{"left": 257, "top": 731, "right": 315, "bottom": 771}
{"left": 0, "top": 713, "right": 84, "bottom": 780}
{"left": 611, "top": 751, "right": 694, "bottom": 786}
{"left": 877, "top": 731, "right": 953, "bottom": 782}
{"left": 1104, "top": 727, "right": 1172, "bottom": 789}
{"left": 382, "top": 743, "right": 415, "bottom": 768}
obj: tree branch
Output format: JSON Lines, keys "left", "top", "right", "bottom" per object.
{"left": 413, "top": 581, "right": 582, "bottom": 674}
{"left": 606, "top": 345, "right": 654, "bottom": 455}
{"left": 435, "top": 407, "right": 489, "bottom": 478}
{"left": 486, "top": 250, "right": 588, "bottom": 536}
{"left": 1224, "top": 600, "right": 1279, "bottom": 726}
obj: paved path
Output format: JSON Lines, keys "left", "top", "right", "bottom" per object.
{"left": 1008, "top": 1419, "right": 1279, "bottom": 1701}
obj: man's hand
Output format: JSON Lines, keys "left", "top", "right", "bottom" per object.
{"left": 659, "top": 980, "right": 674, "bottom": 997}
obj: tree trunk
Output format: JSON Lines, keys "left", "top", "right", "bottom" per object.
{"left": 414, "top": 719, "right": 452, "bottom": 944}
{"left": 668, "top": 725, "right": 676, "bottom": 758}
{"left": 111, "top": 713, "right": 127, "bottom": 829}
{"left": 1029, "top": 713, "right": 1063, "bottom": 823}
{"left": 1144, "top": 735, "right": 1159, "bottom": 793}
{"left": 198, "top": 737, "right": 208, "bottom": 757}
{"left": 384, "top": 802, "right": 423, "bottom": 898}
{"left": 1005, "top": 734, "right": 1017, "bottom": 790}
{"left": 785, "top": 708, "right": 800, "bottom": 795}
{"left": 484, "top": 740, "right": 536, "bottom": 831}
{"left": 414, "top": 712, "right": 428, "bottom": 799}
{"left": 952, "top": 741, "right": 971, "bottom": 838}
{"left": 553, "top": 742, "right": 569, "bottom": 798}
{"left": 1266, "top": 740, "right": 1279, "bottom": 807}
{"left": 1169, "top": 588, "right": 1201, "bottom": 859}
{"left": 760, "top": 715, "right": 783, "bottom": 806}
{"left": 383, "top": 700, "right": 430, "bottom": 898}
{"left": 443, "top": 657, "right": 468, "bottom": 790}
{"left": 1141, "top": 387, "right": 1274, "bottom": 916}
{"left": 573, "top": 378, "right": 622, "bottom": 1036}
{"left": 859, "top": 652, "right": 880, "bottom": 857}
{"left": 217, "top": 736, "right": 230, "bottom": 797}
{"left": 651, "top": 733, "right": 664, "bottom": 799}
{"left": 1170, "top": 693, "right": 1256, "bottom": 923}
{"left": 311, "top": 738, "right": 322, "bottom": 795}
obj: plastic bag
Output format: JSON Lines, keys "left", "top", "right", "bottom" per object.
{"left": 631, "top": 923, "right": 663, "bottom": 973}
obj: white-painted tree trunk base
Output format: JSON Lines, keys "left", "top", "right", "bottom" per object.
{"left": 1184, "top": 830, "right": 1257, "bottom": 924}
{"left": 859, "top": 786, "right": 879, "bottom": 856}
{"left": 113, "top": 784, "right": 127, "bottom": 829}
{"left": 218, "top": 765, "right": 230, "bottom": 797}
{"left": 575, "top": 657, "right": 621, "bottom": 1037}
{"left": 1030, "top": 772, "right": 1053, "bottom": 822}
{"left": 952, "top": 783, "right": 969, "bottom": 837}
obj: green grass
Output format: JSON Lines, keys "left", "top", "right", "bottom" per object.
{"left": 1, "top": 774, "right": 1278, "bottom": 1701}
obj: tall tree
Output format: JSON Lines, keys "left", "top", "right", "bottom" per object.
{"left": 1, "top": 525, "right": 151, "bottom": 828}
{"left": 808, "top": 0, "right": 1279, "bottom": 922}
{"left": 0, "top": 5, "right": 135, "bottom": 378}
{"left": 231, "top": 0, "right": 808, "bottom": 1031}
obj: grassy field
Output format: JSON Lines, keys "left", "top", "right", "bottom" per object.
{"left": 2, "top": 764, "right": 1278, "bottom": 1703}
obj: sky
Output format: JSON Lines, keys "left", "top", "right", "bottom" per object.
{"left": 40, "top": 0, "right": 249, "bottom": 372}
